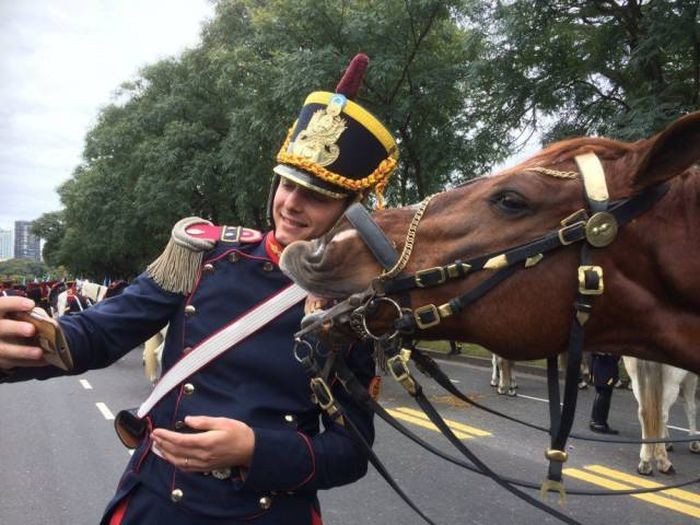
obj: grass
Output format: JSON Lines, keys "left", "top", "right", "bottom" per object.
{"left": 417, "top": 340, "right": 550, "bottom": 368}
{"left": 417, "top": 340, "right": 632, "bottom": 383}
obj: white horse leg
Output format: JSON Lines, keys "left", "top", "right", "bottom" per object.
{"left": 490, "top": 354, "right": 499, "bottom": 388}
{"left": 624, "top": 357, "right": 654, "bottom": 475}
{"left": 504, "top": 359, "right": 517, "bottom": 396}
{"left": 680, "top": 373, "right": 700, "bottom": 454}
{"left": 653, "top": 365, "right": 686, "bottom": 475}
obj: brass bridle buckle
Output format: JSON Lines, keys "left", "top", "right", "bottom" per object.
{"left": 578, "top": 265, "right": 604, "bottom": 295}
{"left": 387, "top": 349, "right": 417, "bottom": 395}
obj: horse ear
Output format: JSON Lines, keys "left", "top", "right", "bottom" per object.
{"left": 632, "top": 111, "right": 700, "bottom": 190}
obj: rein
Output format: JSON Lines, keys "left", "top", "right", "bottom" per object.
{"left": 295, "top": 153, "right": 673, "bottom": 524}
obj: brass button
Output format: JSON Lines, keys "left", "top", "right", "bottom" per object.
{"left": 228, "top": 252, "right": 240, "bottom": 263}
{"left": 262, "top": 261, "right": 274, "bottom": 272}
{"left": 184, "top": 305, "right": 196, "bottom": 316}
{"left": 258, "top": 495, "right": 272, "bottom": 510}
{"left": 183, "top": 346, "right": 193, "bottom": 355}
{"left": 175, "top": 420, "right": 186, "bottom": 429}
{"left": 211, "top": 467, "right": 232, "bottom": 480}
{"left": 171, "top": 488, "right": 184, "bottom": 503}
{"left": 284, "top": 414, "right": 295, "bottom": 423}
{"left": 183, "top": 383, "right": 195, "bottom": 395}
{"left": 202, "top": 263, "right": 215, "bottom": 274}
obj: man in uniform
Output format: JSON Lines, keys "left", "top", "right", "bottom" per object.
{"left": 0, "top": 54, "right": 398, "bottom": 525}
{"left": 589, "top": 352, "right": 621, "bottom": 434}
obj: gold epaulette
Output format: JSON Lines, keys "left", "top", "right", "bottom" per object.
{"left": 146, "top": 217, "right": 217, "bottom": 295}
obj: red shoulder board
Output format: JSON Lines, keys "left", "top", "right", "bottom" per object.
{"left": 184, "top": 223, "right": 263, "bottom": 244}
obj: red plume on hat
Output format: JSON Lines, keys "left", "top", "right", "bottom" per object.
{"left": 335, "top": 53, "right": 369, "bottom": 100}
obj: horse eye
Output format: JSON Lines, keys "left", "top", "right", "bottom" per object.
{"left": 490, "top": 191, "right": 530, "bottom": 215}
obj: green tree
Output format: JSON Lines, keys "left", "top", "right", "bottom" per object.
{"left": 49, "top": 0, "right": 699, "bottom": 278}
{"left": 465, "top": 0, "right": 700, "bottom": 144}
{"left": 31, "top": 211, "right": 65, "bottom": 268}
{"left": 0, "top": 259, "right": 52, "bottom": 283}
{"left": 53, "top": 0, "right": 487, "bottom": 277}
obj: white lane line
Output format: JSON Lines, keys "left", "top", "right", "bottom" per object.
{"left": 79, "top": 379, "right": 93, "bottom": 390}
{"left": 96, "top": 402, "right": 115, "bottom": 420}
{"left": 516, "top": 393, "right": 548, "bottom": 403}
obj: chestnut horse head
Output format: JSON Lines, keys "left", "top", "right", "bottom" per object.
{"left": 281, "top": 112, "right": 700, "bottom": 374}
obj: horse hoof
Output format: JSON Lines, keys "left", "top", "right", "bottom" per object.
{"left": 637, "top": 463, "right": 653, "bottom": 476}
{"left": 659, "top": 464, "right": 675, "bottom": 475}
{"left": 497, "top": 388, "right": 506, "bottom": 395}
{"left": 490, "top": 381, "right": 497, "bottom": 388}
{"left": 689, "top": 441, "right": 700, "bottom": 454}
{"left": 507, "top": 389, "right": 517, "bottom": 397}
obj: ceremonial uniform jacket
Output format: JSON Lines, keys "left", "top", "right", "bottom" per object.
{"left": 1, "top": 229, "right": 375, "bottom": 524}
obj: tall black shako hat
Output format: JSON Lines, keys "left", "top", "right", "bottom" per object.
{"left": 270, "top": 54, "right": 398, "bottom": 216}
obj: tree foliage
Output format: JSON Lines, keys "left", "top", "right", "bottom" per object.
{"left": 0, "top": 259, "right": 53, "bottom": 283}
{"left": 467, "top": 0, "right": 700, "bottom": 143}
{"left": 39, "top": 0, "right": 699, "bottom": 278}
{"left": 30, "top": 211, "right": 65, "bottom": 268}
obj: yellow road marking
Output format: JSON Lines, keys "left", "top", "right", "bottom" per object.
{"left": 584, "top": 465, "right": 700, "bottom": 505}
{"left": 564, "top": 467, "right": 700, "bottom": 519}
{"left": 385, "top": 408, "right": 472, "bottom": 439}
{"left": 385, "top": 407, "right": 491, "bottom": 438}
{"left": 392, "top": 407, "right": 492, "bottom": 436}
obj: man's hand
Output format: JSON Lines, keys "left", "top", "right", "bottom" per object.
{"left": 151, "top": 416, "right": 255, "bottom": 473}
{"left": 0, "top": 297, "right": 47, "bottom": 370}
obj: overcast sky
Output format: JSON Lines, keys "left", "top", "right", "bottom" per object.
{"left": 0, "top": 0, "right": 216, "bottom": 232}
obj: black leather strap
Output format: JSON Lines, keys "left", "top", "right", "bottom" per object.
{"left": 344, "top": 203, "right": 399, "bottom": 271}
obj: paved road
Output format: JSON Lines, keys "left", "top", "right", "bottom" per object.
{"left": 1, "top": 350, "right": 698, "bottom": 524}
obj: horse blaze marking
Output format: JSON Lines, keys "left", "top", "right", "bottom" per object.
{"left": 385, "top": 407, "right": 491, "bottom": 439}
{"left": 563, "top": 465, "right": 700, "bottom": 518}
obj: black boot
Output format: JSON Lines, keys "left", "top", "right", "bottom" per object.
{"left": 589, "top": 388, "right": 618, "bottom": 434}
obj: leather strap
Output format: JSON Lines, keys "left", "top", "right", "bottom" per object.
{"left": 137, "top": 284, "right": 307, "bottom": 417}
{"left": 344, "top": 203, "right": 399, "bottom": 271}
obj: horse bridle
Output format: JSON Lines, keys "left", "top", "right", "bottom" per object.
{"left": 294, "top": 153, "right": 673, "bottom": 524}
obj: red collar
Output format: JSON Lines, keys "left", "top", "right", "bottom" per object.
{"left": 264, "top": 232, "right": 285, "bottom": 265}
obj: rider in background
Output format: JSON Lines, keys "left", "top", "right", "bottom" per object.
{"left": 0, "top": 54, "right": 398, "bottom": 525}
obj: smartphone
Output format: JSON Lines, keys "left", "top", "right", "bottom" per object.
{"left": 7, "top": 308, "right": 74, "bottom": 371}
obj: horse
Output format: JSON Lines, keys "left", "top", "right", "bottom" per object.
{"left": 490, "top": 355, "right": 517, "bottom": 396}
{"left": 55, "top": 281, "right": 94, "bottom": 317}
{"left": 54, "top": 279, "right": 127, "bottom": 317}
{"left": 622, "top": 356, "right": 699, "bottom": 475}
{"left": 280, "top": 111, "right": 700, "bottom": 375}
{"left": 489, "top": 353, "right": 591, "bottom": 396}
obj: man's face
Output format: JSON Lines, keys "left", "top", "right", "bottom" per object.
{"left": 272, "top": 177, "right": 347, "bottom": 245}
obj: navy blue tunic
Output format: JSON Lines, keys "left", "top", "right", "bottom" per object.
{"left": 2, "top": 232, "right": 375, "bottom": 524}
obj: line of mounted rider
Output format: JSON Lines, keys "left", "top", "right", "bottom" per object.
{"left": 0, "top": 279, "right": 127, "bottom": 318}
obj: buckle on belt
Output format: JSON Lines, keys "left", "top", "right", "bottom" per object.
{"left": 415, "top": 267, "right": 446, "bottom": 288}
{"left": 578, "top": 265, "right": 604, "bottom": 295}
{"left": 414, "top": 304, "right": 441, "bottom": 329}
{"left": 557, "top": 221, "right": 585, "bottom": 246}
{"left": 310, "top": 377, "right": 339, "bottom": 416}
{"left": 388, "top": 349, "right": 417, "bottom": 395}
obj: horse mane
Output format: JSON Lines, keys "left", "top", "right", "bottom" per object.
{"left": 496, "top": 136, "right": 643, "bottom": 178}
